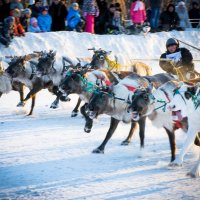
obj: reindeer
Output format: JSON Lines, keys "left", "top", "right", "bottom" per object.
{"left": 85, "top": 73, "right": 174, "bottom": 154}
{"left": 128, "top": 79, "right": 200, "bottom": 162}
{"left": 0, "top": 55, "right": 39, "bottom": 114}
{"left": 5, "top": 50, "right": 66, "bottom": 115}
{"left": 89, "top": 48, "right": 152, "bottom": 75}
{"left": 168, "top": 83, "right": 200, "bottom": 177}
{"left": 58, "top": 67, "right": 128, "bottom": 133}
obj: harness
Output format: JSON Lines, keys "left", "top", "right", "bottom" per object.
{"left": 29, "top": 61, "right": 38, "bottom": 80}
{"left": 105, "top": 56, "right": 122, "bottom": 71}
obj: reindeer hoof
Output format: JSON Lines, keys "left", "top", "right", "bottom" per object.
{"left": 84, "top": 127, "right": 91, "bottom": 133}
{"left": 71, "top": 111, "right": 78, "bottom": 117}
{"left": 168, "top": 162, "right": 182, "bottom": 167}
{"left": 186, "top": 172, "right": 198, "bottom": 178}
{"left": 17, "top": 102, "right": 25, "bottom": 107}
{"left": 92, "top": 148, "right": 104, "bottom": 154}
{"left": 121, "top": 140, "right": 130, "bottom": 146}
{"left": 50, "top": 103, "right": 59, "bottom": 109}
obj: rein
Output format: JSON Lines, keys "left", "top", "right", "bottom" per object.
{"left": 105, "top": 57, "right": 121, "bottom": 71}
{"left": 173, "top": 87, "right": 200, "bottom": 109}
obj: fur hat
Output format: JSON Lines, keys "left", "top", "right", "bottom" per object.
{"left": 12, "top": 8, "right": 21, "bottom": 18}
{"left": 177, "top": 1, "right": 185, "bottom": 6}
{"left": 166, "top": 38, "right": 179, "bottom": 48}
{"left": 30, "top": 17, "right": 38, "bottom": 25}
{"left": 41, "top": 6, "right": 48, "bottom": 12}
{"left": 4, "top": 16, "right": 15, "bottom": 25}
{"left": 72, "top": 2, "right": 79, "bottom": 7}
{"left": 23, "top": 8, "right": 32, "bottom": 15}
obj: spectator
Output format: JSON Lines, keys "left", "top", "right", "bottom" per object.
{"left": 10, "top": 0, "right": 23, "bottom": 10}
{"left": 149, "top": 0, "right": 162, "bottom": 31}
{"left": 104, "top": 4, "right": 116, "bottom": 32}
{"left": 82, "top": 0, "right": 99, "bottom": 33}
{"left": 20, "top": 8, "right": 32, "bottom": 32}
{"left": 12, "top": 8, "right": 25, "bottom": 36}
{"left": 66, "top": 3, "right": 84, "bottom": 32}
{"left": 106, "top": 9, "right": 124, "bottom": 34}
{"left": 38, "top": 6, "right": 52, "bottom": 32}
{"left": 31, "top": 0, "right": 42, "bottom": 18}
{"left": 2, "top": 0, "right": 11, "bottom": 21}
{"left": 49, "top": 0, "right": 67, "bottom": 31}
{"left": 158, "top": 4, "right": 180, "bottom": 31}
{"left": 130, "top": 0, "right": 147, "bottom": 25}
{"left": 28, "top": 17, "right": 41, "bottom": 32}
{"left": 95, "top": 0, "right": 108, "bottom": 34}
{"left": 0, "top": 16, "right": 15, "bottom": 47}
{"left": 189, "top": 1, "right": 200, "bottom": 28}
{"left": 176, "top": 1, "right": 191, "bottom": 29}
{"left": 26, "top": 0, "right": 35, "bottom": 8}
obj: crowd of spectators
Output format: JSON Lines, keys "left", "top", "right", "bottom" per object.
{"left": 0, "top": 0, "right": 200, "bottom": 47}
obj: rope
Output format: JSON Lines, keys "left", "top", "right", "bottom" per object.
{"left": 105, "top": 57, "right": 122, "bottom": 71}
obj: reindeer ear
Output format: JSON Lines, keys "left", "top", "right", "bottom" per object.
{"left": 106, "top": 51, "right": 112, "bottom": 55}
{"left": 53, "top": 51, "right": 56, "bottom": 56}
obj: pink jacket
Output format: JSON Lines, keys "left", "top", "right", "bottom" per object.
{"left": 130, "top": 1, "right": 146, "bottom": 24}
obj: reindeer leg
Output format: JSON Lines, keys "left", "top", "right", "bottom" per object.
{"left": 92, "top": 117, "right": 120, "bottom": 154}
{"left": 81, "top": 103, "right": 93, "bottom": 133}
{"left": 50, "top": 96, "right": 60, "bottom": 109}
{"left": 19, "top": 84, "right": 24, "bottom": 102}
{"left": 121, "top": 121, "right": 138, "bottom": 145}
{"left": 0, "top": 92, "right": 2, "bottom": 98}
{"left": 71, "top": 97, "right": 82, "bottom": 117}
{"left": 164, "top": 127, "right": 176, "bottom": 162}
{"left": 138, "top": 117, "right": 146, "bottom": 148}
{"left": 18, "top": 84, "right": 43, "bottom": 107}
{"left": 28, "top": 95, "right": 36, "bottom": 116}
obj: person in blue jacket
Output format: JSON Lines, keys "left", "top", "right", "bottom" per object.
{"left": 37, "top": 6, "right": 52, "bottom": 32}
{"left": 66, "top": 2, "right": 84, "bottom": 32}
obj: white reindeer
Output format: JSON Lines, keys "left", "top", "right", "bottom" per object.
{"left": 168, "top": 83, "right": 200, "bottom": 177}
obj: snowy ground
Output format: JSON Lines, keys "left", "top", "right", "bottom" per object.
{"left": 0, "top": 31, "right": 200, "bottom": 200}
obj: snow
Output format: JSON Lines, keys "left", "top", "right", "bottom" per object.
{"left": 0, "top": 31, "right": 200, "bottom": 200}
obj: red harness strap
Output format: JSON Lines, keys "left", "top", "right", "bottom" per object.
{"left": 105, "top": 80, "right": 112, "bottom": 86}
{"left": 123, "top": 84, "right": 137, "bottom": 92}
{"left": 173, "top": 120, "right": 183, "bottom": 129}
{"left": 95, "top": 74, "right": 112, "bottom": 86}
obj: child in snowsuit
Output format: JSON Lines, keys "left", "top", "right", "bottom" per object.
{"left": 66, "top": 3, "right": 84, "bottom": 32}
{"left": 28, "top": 17, "right": 41, "bottom": 32}
{"left": 37, "top": 6, "right": 52, "bottom": 32}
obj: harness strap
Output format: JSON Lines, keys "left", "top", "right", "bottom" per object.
{"left": 173, "top": 120, "right": 183, "bottom": 129}
{"left": 123, "top": 84, "right": 137, "bottom": 92}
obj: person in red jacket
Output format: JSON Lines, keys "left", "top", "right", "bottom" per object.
{"left": 11, "top": 8, "right": 25, "bottom": 36}
{"left": 130, "top": 0, "right": 146, "bottom": 25}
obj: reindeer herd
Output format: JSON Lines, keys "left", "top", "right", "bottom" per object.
{"left": 0, "top": 48, "right": 199, "bottom": 178}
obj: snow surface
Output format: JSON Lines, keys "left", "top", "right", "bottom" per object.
{"left": 0, "top": 31, "right": 200, "bottom": 200}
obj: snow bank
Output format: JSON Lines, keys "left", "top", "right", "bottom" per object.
{"left": 0, "top": 30, "right": 199, "bottom": 73}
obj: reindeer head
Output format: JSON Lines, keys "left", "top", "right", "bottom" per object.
{"left": 6, "top": 56, "right": 26, "bottom": 78}
{"left": 168, "top": 83, "right": 199, "bottom": 120}
{"left": 37, "top": 50, "right": 56, "bottom": 74}
{"left": 86, "top": 86, "right": 113, "bottom": 119}
{"left": 127, "top": 84, "right": 153, "bottom": 121}
{"left": 89, "top": 48, "right": 111, "bottom": 69}
{"left": 59, "top": 68, "right": 88, "bottom": 96}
